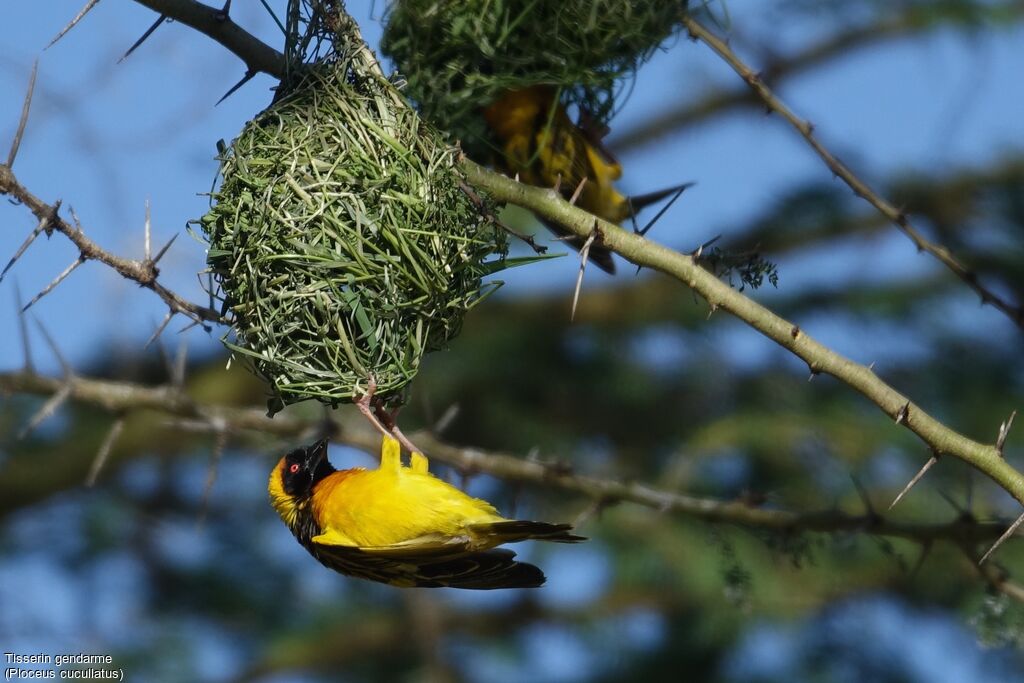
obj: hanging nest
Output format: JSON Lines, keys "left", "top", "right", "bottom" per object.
{"left": 380, "top": 0, "right": 687, "bottom": 157}
{"left": 199, "top": 20, "right": 507, "bottom": 414}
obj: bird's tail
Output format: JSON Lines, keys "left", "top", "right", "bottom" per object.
{"left": 474, "top": 520, "right": 586, "bottom": 544}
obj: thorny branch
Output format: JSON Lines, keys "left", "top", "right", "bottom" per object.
{"left": 617, "top": 3, "right": 1024, "bottom": 150}
{"left": 461, "top": 160, "right": 1024, "bottom": 508}
{"left": 130, "top": 0, "right": 288, "bottom": 78}
{"left": 0, "top": 164, "right": 222, "bottom": 326}
{"left": 11, "top": 0, "right": 1012, "bottom": 535}
{"left": 0, "top": 368, "right": 1012, "bottom": 550}
{"left": 119, "top": 1, "right": 1024, "bottom": 329}
{"left": 682, "top": 15, "right": 1024, "bottom": 330}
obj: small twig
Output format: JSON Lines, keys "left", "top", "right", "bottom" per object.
{"left": 616, "top": 5, "right": 1024, "bottom": 151}
{"left": 682, "top": 15, "right": 1024, "bottom": 330}
{"left": 456, "top": 176, "right": 547, "bottom": 256}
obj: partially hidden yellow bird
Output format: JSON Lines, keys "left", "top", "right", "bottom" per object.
{"left": 269, "top": 435, "right": 584, "bottom": 589}
{"left": 482, "top": 85, "right": 691, "bottom": 274}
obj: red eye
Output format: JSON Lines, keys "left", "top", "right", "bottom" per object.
{"left": 288, "top": 463, "right": 300, "bottom": 474}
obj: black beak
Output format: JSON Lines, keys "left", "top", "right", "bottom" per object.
{"left": 303, "top": 439, "right": 329, "bottom": 470}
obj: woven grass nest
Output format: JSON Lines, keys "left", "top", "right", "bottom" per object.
{"left": 200, "top": 41, "right": 507, "bottom": 414}
{"left": 381, "top": 0, "right": 687, "bottom": 157}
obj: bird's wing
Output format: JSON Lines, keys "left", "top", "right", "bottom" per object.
{"left": 309, "top": 540, "right": 546, "bottom": 589}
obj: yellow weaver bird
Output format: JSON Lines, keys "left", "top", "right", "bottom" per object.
{"left": 269, "top": 435, "right": 584, "bottom": 589}
{"left": 482, "top": 85, "right": 691, "bottom": 274}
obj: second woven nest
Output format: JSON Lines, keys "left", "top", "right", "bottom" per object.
{"left": 381, "top": 0, "right": 687, "bottom": 157}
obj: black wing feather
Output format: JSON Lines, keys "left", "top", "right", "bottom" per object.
{"left": 309, "top": 543, "right": 547, "bottom": 590}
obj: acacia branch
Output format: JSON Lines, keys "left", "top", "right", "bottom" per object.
{"left": 0, "top": 163, "right": 222, "bottom": 325}
{"left": 460, "top": 159, "right": 1024, "bottom": 507}
{"left": 131, "top": 0, "right": 288, "bottom": 78}
{"left": 0, "top": 368, "right": 1010, "bottom": 549}
{"left": 618, "top": 3, "right": 1024, "bottom": 150}
{"left": 681, "top": 15, "right": 1024, "bottom": 329}
{"left": 116, "top": 0, "right": 1024, "bottom": 522}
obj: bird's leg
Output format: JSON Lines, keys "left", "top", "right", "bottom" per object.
{"left": 372, "top": 401, "right": 424, "bottom": 459}
{"left": 355, "top": 375, "right": 392, "bottom": 439}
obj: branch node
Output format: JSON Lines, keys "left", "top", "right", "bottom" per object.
{"left": 895, "top": 402, "right": 911, "bottom": 425}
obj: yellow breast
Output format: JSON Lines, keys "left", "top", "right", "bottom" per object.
{"left": 311, "top": 465, "right": 503, "bottom": 548}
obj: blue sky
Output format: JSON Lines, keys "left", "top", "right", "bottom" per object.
{"left": 2, "top": 2, "right": 1024, "bottom": 681}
